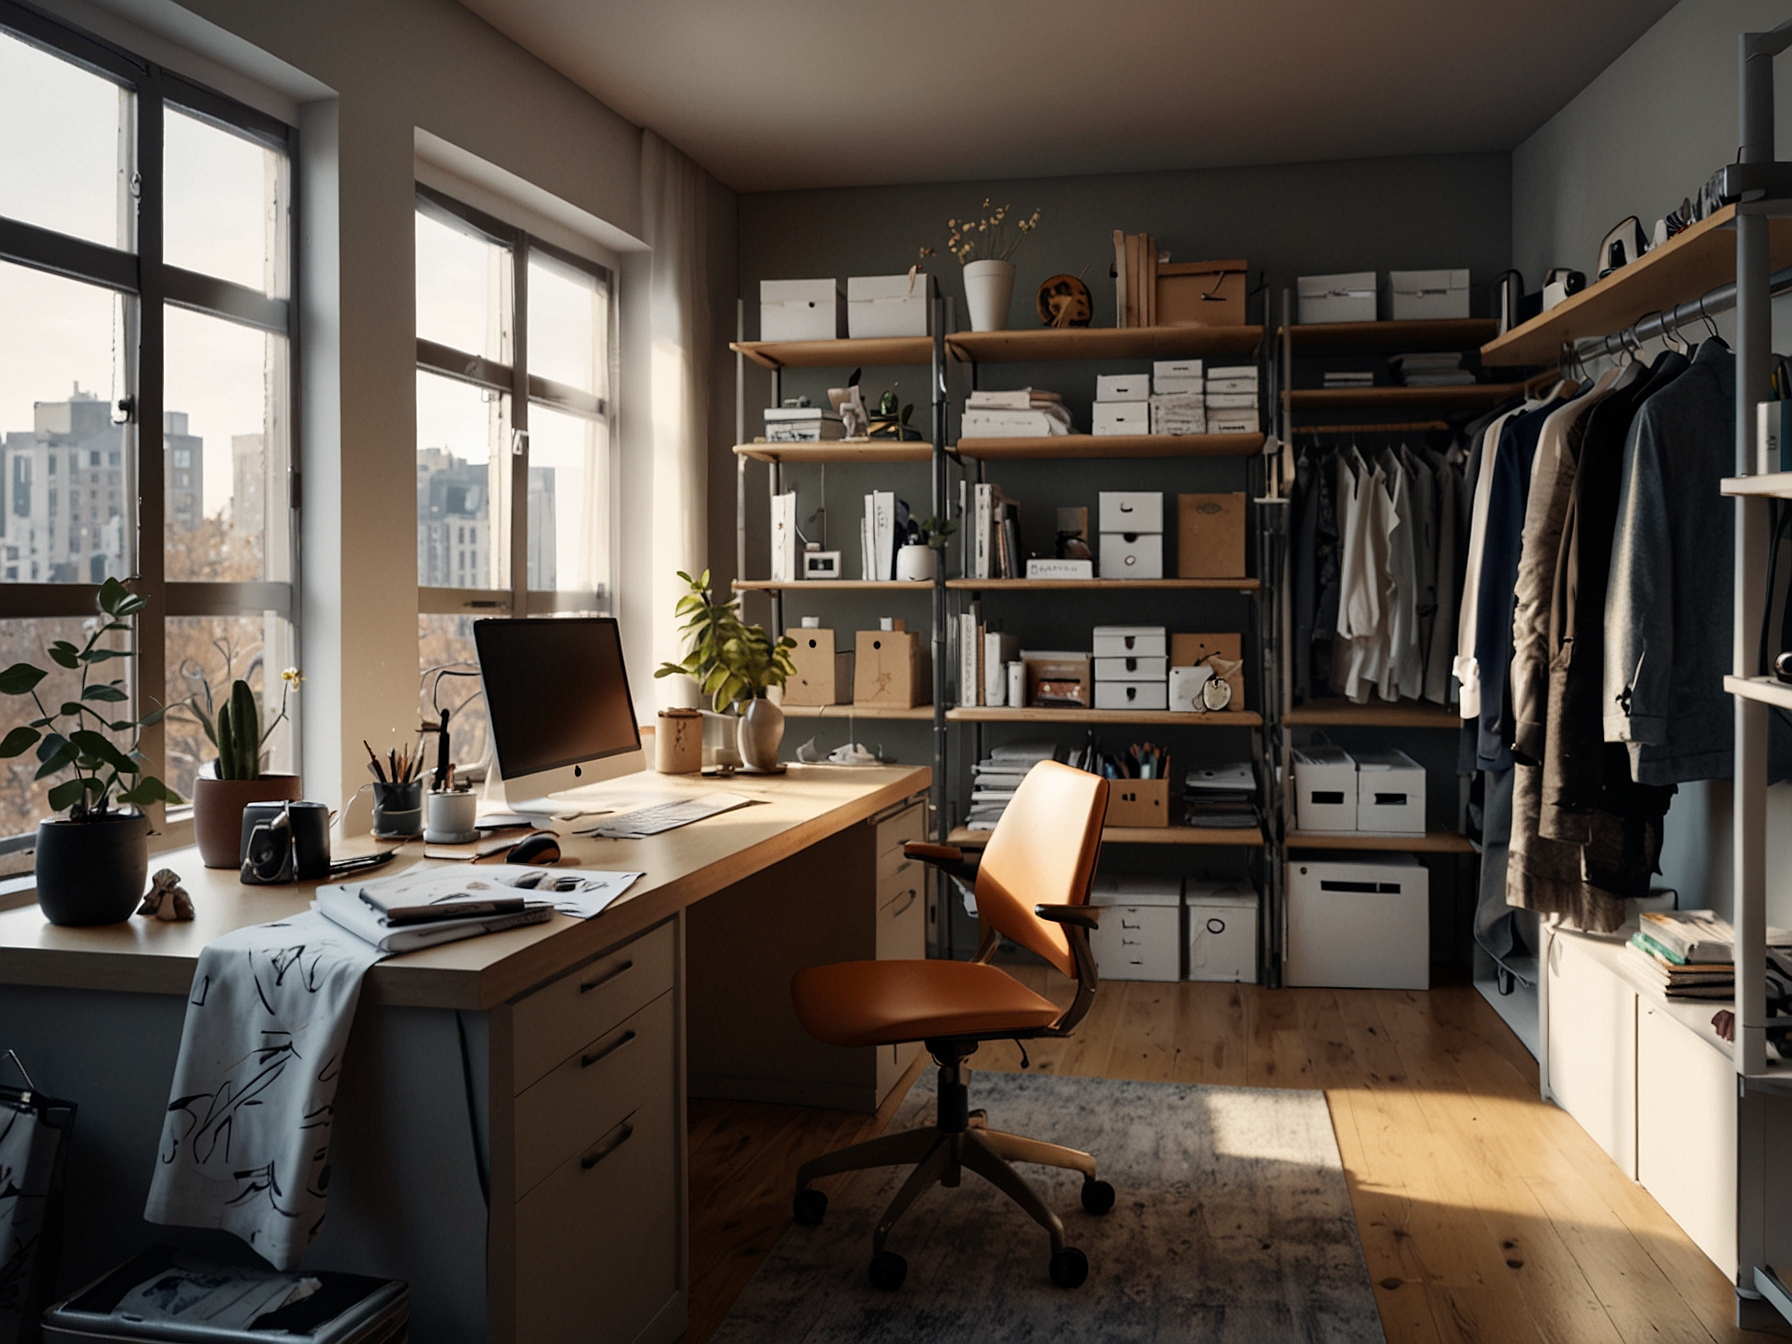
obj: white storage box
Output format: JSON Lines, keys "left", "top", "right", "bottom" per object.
{"left": 1094, "top": 680, "right": 1168, "bottom": 711}
{"left": 1185, "top": 881, "right": 1258, "bottom": 983}
{"left": 1205, "top": 370, "right": 1259, "bottom": 392}
{"left": 1285, "top": 856, "right": 1429, "bottom": 990}
{"left": 1298, "top": 271, "right": 1377, "bottom": 325}
{"left": 1205, "top": 391, "right": 1259, "bottom": 410}
{"left": 1092, "top": 626, "right": 1166, "bottom": 658}
{"left": 1210, "top": 411, "right": 1261, "bottom": 435}
{"left": 1096, "top": 373, "right": 1150, "bottom": 402}
{"left": 1098, "top": 491, "right": 1163, "bottom": 533}
{"left": 761, "top": 279, "right": 845, "bottom": 341}
{"left": 1293, "top": 745, "right": 1358, "bottom": 832}
{"left": 1354, "top": 747, "right": 1426, "bottom": 835}
{"left": 1094, "top": 655, "right": 1167, "bottom": 682}
{"left": 846, "top": 273, "right": 933, "bottom": 338}
{"left": 1093, "top": 402, "right": 1151, "bottom": 436}
{"left": 1152, "top": 375, "right": 1203, "bottom": 396}
{"left": 1100, "top": 531, "right": 1163, "bottom": 579}
{"left": 1154, "top": 359, "right": 1203, "bottom": 380}
{"left": 1167, "top": 664, "right": 1214, "bottom": 712}
{"left": 1090, "top": 876, "right": 1182, "bottom": 981}
{"left": 1381, "top": 268, "right": 1470, "bottom": 321}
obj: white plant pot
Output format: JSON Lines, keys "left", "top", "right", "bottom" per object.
{"left": 963, "top": 259, "right": 1016, "bottom": 333}
{"left": 895, "top": 544, "right": 937, "bottom": 582}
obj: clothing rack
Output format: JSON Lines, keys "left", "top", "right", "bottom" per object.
{"left": 1295, "top": 420, "right": 1452, "bottom": 435}
{"left": 1567, "top": 262, "right": 1792, "bottom": 364}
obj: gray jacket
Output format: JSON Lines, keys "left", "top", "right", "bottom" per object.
{"left": 1602, "top": 340, "right": 1734, "bottom": 786}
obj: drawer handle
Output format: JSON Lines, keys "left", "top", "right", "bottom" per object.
{"left": 579, "top": 959, "right": 633, "bottom": 994}
{"left": 581, "top": 1029, "right": 636, "bottom": 1069}
{"left": 886, "top": 888, "right": 918, "bottom": 919}
{"left": 580, "top": 1120, "right": 634, "bottom": 1172}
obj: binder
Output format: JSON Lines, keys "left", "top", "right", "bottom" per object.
{"left": 973, "top": 483, "right": 996, "bottom": 579}
{"left": 984, "top": 631, "right": 1018, "bottom": 707}
{"left": 770, "top": 492, "right": 797, "bottom": 582}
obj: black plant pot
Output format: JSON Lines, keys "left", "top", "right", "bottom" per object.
{"left": 35, "top": 812, "right": 150, "bottom": 926}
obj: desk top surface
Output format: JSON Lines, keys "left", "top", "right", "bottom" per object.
{"left": 0, "top": 764, "right": 929, "bottom": 1011}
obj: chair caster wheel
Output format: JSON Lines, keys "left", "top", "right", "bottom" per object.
{"left": 792, "top": 1188, "right": 827, "bottom": 1225}
{"left": 869, "top": 1250, "right": 907, "bottom": 1291}
{"left": 1050, "top": 1246, "right": 1089, "bottom": 1288}
{"left": 1081, "top": 1178, "right": 1115, "bottom": 1215}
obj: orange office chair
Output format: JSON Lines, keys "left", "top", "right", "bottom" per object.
{"left": 789, "top": 760, "right": 1112, "bottom": 1291}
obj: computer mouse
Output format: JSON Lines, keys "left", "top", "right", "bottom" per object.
{"left": 508, "top": 831, "right": 562, "bottom": 865}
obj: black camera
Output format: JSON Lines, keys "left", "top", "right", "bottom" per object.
{"left": 239, "top": 801, "right": 332, "bottom": 885}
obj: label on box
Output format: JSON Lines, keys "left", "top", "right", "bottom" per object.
{"left": 1026, "top": 557, "right": 1094, "bottom": 580}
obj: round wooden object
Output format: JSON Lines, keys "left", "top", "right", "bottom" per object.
{"left": 1035, "top": 274, "right": 1093, "bottom": 328}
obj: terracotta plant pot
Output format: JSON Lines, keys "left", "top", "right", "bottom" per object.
{"left": 35, "top": 812, "right": 149, "bottom": 926}
{"left": 192, "top": 773, "right": 303, "bottom": 868}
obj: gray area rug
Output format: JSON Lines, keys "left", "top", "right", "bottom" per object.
{"left": 713, "top": 1070, "right": 1385, "bottom": 1343}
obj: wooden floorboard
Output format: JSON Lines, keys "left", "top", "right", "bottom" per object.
{"left": 677, "top": 967, "right": 1791, "bottom": 1343}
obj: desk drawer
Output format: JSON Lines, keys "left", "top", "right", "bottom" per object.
{"left": 877, "top": 871, "right": 925, "bottom": 962}
{"left": 512, "top": 920, "right": 675, "bottom": 1093}
{"left": 876, "top": 801, "right": 925, "bottom": 858}
{"left": 515, "top": 1063, "right": 678, "bottom": 1344}
{"left": 515, "top": 989, "right": 674, "bottom": 1198}
{"left": 876, "top": 846, "right": 921, "bottom": 895}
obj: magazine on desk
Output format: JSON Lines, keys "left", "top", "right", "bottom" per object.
{"left": 315, "top": 864, "right": 645, "bottom": 953}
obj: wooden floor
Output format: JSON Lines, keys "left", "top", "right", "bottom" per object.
{"left": 680, "top": 967, "right": 1792, "bottom": 1344}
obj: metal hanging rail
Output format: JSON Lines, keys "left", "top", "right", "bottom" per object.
{"left": 1568, "top": 262, "right": 1792, "bottom": 364}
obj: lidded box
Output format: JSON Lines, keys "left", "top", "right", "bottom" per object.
{"left": 761, "top": 279, "right": 845, "bottom": 341}
{"left": 847, "top": 273, "right": 934, "bottom": 338}
{"left": 1297, "top": 271, "right": 1377, "bottom": 324}
{"left": 1088, "top": 876, "right": 1182, "bottom": 981}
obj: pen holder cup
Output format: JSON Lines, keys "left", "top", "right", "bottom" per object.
{"left": 371, "top": 780, "right": 424, "bottom": 839}
{"left": 425, "top": 789, "right": 479, "bottom": 844}
{"left": 1106, "top": 777, "right": 1171, "bottom": 828}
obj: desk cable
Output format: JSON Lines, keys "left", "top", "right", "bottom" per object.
{"left": 455, "top": 1010, "right": 491, "bottom": 1208}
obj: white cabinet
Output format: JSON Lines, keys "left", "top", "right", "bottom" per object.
{"left": 1636, "top": 1003, "right": 1737, "bottom": 1274}
{"left": 1544, "top": 930, "right": 1637, "bottom": 1177}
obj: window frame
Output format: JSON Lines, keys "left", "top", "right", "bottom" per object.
{"left": 414, "top": 183, "right": 615, "bottom": 620}
{"left": 0, "top": 0, "right": 301, "bottom": 850}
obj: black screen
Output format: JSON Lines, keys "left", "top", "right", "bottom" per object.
{"left": 474, "top": 618, "right": 641, "bottom": 779}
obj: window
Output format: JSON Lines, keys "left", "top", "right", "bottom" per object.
{"left": 0, "top": 5, "right": 298, "bottom": 850}
{"left": 414, "top": 188, "right": 614, "bottom": 767}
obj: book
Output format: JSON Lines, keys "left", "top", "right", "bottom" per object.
{"left": 984, "top": 630, "right": 1018, "bottom": 706}
{"left": 973, "top": 483, "right": 995, "bottom": 579}
{"left": 965, "top": 388, "right": 1062, "bottom": 410}
{"left": 959, "top": 607, "right": 981, "bottom": 707}
{"left": 315, "top": 880, "right": 553, "bottom": 954}
{"left": 770, "top": 491, "right": 796, "bottom": 583}
{"left": 1112, "top": 229, "right": 1127, "bottom": 327}
{"left": 1125, "top": 233, "right": 1140, "bottom": 329}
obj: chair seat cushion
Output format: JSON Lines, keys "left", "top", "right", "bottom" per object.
{"left": 791, "top": 960, "right": 1062, "bottom": 1048}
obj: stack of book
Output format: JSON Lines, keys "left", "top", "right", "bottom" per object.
{"left": 1205, "top": 365, "right": 1260, "bottom": 435}
{"left": 764, "top": 406, "right": 845, "bottom": 441}
{"left": 1391, "top": 352, "right": 1475, "bottom": 387}
{"left": 1627, "top": 909, "right": 1792, "bottom": 1000}
{"left": 1183, "top": 763, "right": 1259, "bottom": 830}
{"left": 960, "top": 388, "right": 1071, "bottom": 438}
{"left": 1111, "top": 231, "right": 1159, "bottom": 328}
{"left": 956, "top": 600, "right": 1019, "bottom": 707}
{"left": 965, "top": 481, "right": 1023, "bottom": 579}
{"left": 966, "top": 742, "right": 1059, "bottom": 831}
{"left": 1321, "top": 370, "right": 1376, "bottom": 389}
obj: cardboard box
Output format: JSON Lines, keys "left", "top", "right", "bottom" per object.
{"left": 781, "top": 627, "right": 853, "bottom": 705}
{"left": 1092, "top": 626, "right": 1167, "bottom": 658}
{"left": 1292, "top": 745, "right": 1357, "bottom": 832}
{"left": 1094, "top": 680, "right": 1168, "bottom": 711}
{"left": 1297, "top": 271, "right": 1377, "bottom": 324}
{"left": 846, "top": 273, "right": 933, "bottom": 338}
{"left": 1094, "top": 655, "right": 1167, "bottom": 682}
{"left": 1170, "top": 632, "right": 1245, "bottom": 708}
{"left": 1089, "top": 876, "right": 1182, "bottom": 980}
{"left": 1177, "top": 493, "right": 1247, "bottom": 578}
{"left": 761, "top": 279, "right": 845, "bottom": 341}
{"left": 1100, "top": 531, "right": 1164, "bottom": 579}
{"left": 1105, "top": 777, "right": 1171, "bottom": 828}
{"left": 1024, "top": 654, "right": 1091, "bottom": 709}
{"left": 1354, "top": 747, "right": 1426, "bottom": 835}
{"left": 1157, "top": 259, "right": 1246, "bottom": 328}
{"left": 1285, "top": 857, "right": 1428, "bottom": 990}
{"left": 1381, "top": 268, "right": 1469, "bottom": 321}
{"left": 854, "top": 627, "right": 931, "bottom": 707}
{"left": 1098, "top": 491, "right": 1163, "bottom": 533}
{"left": 1092, "top": 402, "right": 1150, "bottom": 436}
{"left": 1186, "top": 881, "right": 1258, "bottom": 983}
{"left": 1095, "top": 373, "right": 1150, "bottom": 402}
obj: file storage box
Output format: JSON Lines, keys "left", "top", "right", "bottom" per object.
{"left": 1106, "top": 778, "right": 1171, "bottom": 828}
{"left": 1285, "top": 857, "right": 1429, "bottom": 990}
{"left": 761, "top": 279, "right": 845, "bottom": 341}
{"left": 782, "top": 627, "right": 852, "bottom": 705}
{"left": 1100, "top": 531, "right": 1164, "bottom": 579}
{"left": 1094, "top": 680, "right": 1168, "bottom": 711}
{"left": 1154, "top": 359, "right": 1203, "bottom": 381}
{"left": 1095, "top": 373, "right": 1150, "bottom": 402}
{"left": 1354, "top": 747, "right": 1426, "bottom": 834}
{"left": 1092, "top": 626, "right": 1167, "bottom": 658}
{"left": 854, "top": 628, "right": 930, "bottom": 707}
{"left": 1293, "top": 745, "right": 1358, "bottom": 832}
{"left": 1381, "top": 268, "right": 1470, "bottom": 321}
{"left": 1094, "top": 655, "right": 1167, "bottom": 681}
{"left": 1185, "top": 881, "right": 1259, "bottom": 983}
{"left": 847, "top": 273, "right": 933, "bottom": 338}
{"left": 1170, "top": 632, "right": 1244, "bottom": 707}
{"left": 1298, "top": 271, "right": 1377, "bottom": 324}
{"left": 1157, "top": 259, "right": 1246, "bottom": 328}
{"left": 1098, "top": 491, "right": 1164, "bottom": 533}
{"left": 1093, "top": 402, "right": 1151, "bottom": 436}
{"left": 1089, "top": 876, "right": 1182, "bottom": 981}
{"left": 1177, "top": 493, "right": 1246, "bottom": 578}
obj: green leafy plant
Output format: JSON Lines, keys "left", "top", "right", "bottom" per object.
{"left": 182, "top": 666, "right": 300, "bottom": 780}
{"left": 909, "top": 515, "right": 958, "bottom": 552}
{"left": 0, "top": 578, "right": 181, "bottom": 818}
{"left": 654, "top": 570, "right": 796, "bottom": 711}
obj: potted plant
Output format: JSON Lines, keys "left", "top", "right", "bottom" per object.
{"left": 896, "top": 514, "right": 957, "bottom": 582}
{"left": 0, "top": 579, "right": 181, "bottom": 925}
{"left": 180, "top": 664, "right": 303, "bottom": 867}
{"left": 655, "top": 570, "right": 797, "bottom": 771}
{"left": 946, "top": 201, "right": 1041, "bottom": 333}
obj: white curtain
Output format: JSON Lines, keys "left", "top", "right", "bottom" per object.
{"left": 641, "top": 130, "right": 710, "bottom": 709}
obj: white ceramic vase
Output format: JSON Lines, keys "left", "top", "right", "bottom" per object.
{"left": 895, "top": 543, "right": 937, "bottom": 582}
{"left": 963, "top": 259, "right": 1016, "bottom": 332}
{"left": 736, "top": 697, "right": 785, "bottom": 771}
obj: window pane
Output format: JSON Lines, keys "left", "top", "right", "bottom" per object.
{"left": 0, "top": 616, "right": 133, "bottom": 841}
{"left": 165, "top": 614, "right": 295, "bottom": 803}
{"left": 0, "top": 262, "right": 129, "bottom": 585}
{"left": 528, "top": 253, "right": 607, "bottom": 397}
{"left": 0, "top": 30, "right": 131, "bottom": 250}
{"left": 163, "top": 306, "right": 287, "bottom": 581}
{"left": 526, "top": 403, "right": 608, "bottom": 595}
{"left": 419, "top": 614, "right": 489, "bottom": 776}
{"left": 164, "top": 105, "right": 286, "bottom": 297}
{"left": 416, "top": 208, "right": 511, "bottom": 362}
{"left": 417, "top": 371, "right": 509, "bottom": 590}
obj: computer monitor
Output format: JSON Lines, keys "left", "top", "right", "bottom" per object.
{"left": 474, "top": 616, "right": 644, "bottom": 815}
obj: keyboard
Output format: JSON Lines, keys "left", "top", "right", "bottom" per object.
{"left": 583, "top": 791, "right": 753, "bottom": 839}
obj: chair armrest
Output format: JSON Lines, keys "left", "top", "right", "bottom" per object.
{"left": 904, "top": 842, "right": 964, "bottom": 864}
{"left": 1035, "top": 903, "right": 1100, "bottom": 929}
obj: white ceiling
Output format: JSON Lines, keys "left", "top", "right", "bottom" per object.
{"left": 456, "top": 0, "right": 1679, "bottom": 193}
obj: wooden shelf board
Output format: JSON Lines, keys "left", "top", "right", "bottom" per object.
{"left": 954, "top": 433, "right": 1262, "bottom": 460}
{"left": 730, "top": 337, "right": 932, "bottom": 370}
{"left": 732, "top": 442, "right": 930, "bottom": 464}
{"left": 777, "top": 704, "right": 933, "bottom": 720}
{"left": 1722, "top": 473, "right": 1792, "bottom": 499}
{"left": 1284, "top": 319, "right": 1498, "bottom": 355}
{"left": 949, "top": 824, "right": 1262, "bottom": 849}
{"left": 1286, "top": 828, "right": 1478, "bottom": 854}
{"left": 946, "top": 577, "right": 1259, "bottom": 592}
{"left": 731, "top": 580, "right": 931, "bottom": 592}
{"left": 1285, "top": 698, "right": 1463, "bottom": 729}
{"left": 1726, "top": 674, "right": 1792, "bottom": 712}
{"left": 1482, "top": 205, "right": 1792, "bottom": 366}
{"left": 946, "top": 707, "right": 1261, "bottom": 726}
{"left": 948, "top": 325, "right": 1263, "bottom": 364}
{"left": 1289, "top": 382, "right": 1532, "bottom": 411}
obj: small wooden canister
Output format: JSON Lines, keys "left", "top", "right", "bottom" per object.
{"left": 655, "top": 707, "right": 703, "bottom": 774}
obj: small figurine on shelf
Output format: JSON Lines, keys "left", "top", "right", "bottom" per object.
{"left": 828, "top": 377, "right": 869, "bottom": 439}
{"left": 867, "top": 389, "right": 921, "bottom": 440}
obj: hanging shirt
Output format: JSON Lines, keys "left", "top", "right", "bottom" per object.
{"left": 1335, "top": 449, "right": 1393, "bottom": 703}
{"left": 1422, "top": 447, "right": 1463, "bottom": 705}
{"left": 1378, "top": 447, "right": 1422, "bottom": 702}
{"left": 1455, "top": 407, "right": 1525, "bottom": 719}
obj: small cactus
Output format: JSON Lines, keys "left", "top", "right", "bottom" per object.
{"left": 213, "top": 679, "right": 263, "bottom": 780}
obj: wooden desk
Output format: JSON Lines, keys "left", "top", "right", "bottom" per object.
{"left": 0, "top": 763, "right": 929, "bottom": 1344}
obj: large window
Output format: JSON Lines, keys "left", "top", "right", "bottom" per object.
{"left": 414, "top": 188, "right": 613, "bottom": 767}
{"left": 0, "top": 5, "right": 297, "bottom": 850}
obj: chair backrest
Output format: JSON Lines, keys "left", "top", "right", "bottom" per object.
{"left": 975, "top": 760, "right": 1108, "bottom": 978}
